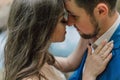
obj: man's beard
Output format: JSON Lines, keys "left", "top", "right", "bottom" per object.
{"left": 80, "top": 16, "right": 100, "bottom": 39}
{"left": 80, "top": 25, "right": 100, "bottom": 39}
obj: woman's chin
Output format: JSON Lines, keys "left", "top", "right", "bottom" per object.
{"left": 52, "top": 38, "right": 65, "bottom": 43}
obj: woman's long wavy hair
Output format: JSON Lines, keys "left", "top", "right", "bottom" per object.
{"left": 4, "top": 0, "right": 64, "bottom": 80}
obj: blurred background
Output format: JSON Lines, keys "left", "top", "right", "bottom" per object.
{"left": 0, "top": 0, "right": 120, "bottom": 79}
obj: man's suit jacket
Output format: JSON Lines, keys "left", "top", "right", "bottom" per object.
{"left": 69, "top": 24, "right": 120, "bottom": 80}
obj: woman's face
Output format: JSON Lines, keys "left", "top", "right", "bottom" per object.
{"left": 51, "top": 12, "right": 67, "bottom": 42}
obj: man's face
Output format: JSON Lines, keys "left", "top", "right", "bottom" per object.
{"left": 65, "top": 0, "right": 100, "bottom": 39}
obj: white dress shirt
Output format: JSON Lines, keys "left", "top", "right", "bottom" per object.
{"left": 83, "top": 13, "right": 120, "bottom": 73}
{"left": 92, "top": 14, "right": 120, "bottom": 49}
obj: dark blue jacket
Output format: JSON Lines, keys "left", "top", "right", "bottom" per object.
{"left": 69, "top": 24, "right": 120, "bottom": 80}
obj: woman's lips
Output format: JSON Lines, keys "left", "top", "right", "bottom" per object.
{"left": 65, "top": 31, "right": 67, "bottom": 34}
{"left": 74, "top": 25, "right": 78, "bottom": 30}
{"left": 75, "top": 27, "right": 81, "bottom": 32}
{"left": 76, "top": 28, "right": 80, "bottom": 31}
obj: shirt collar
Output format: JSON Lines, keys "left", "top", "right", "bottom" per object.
{"left": 92, "top": 14, "right": 120, "bottom": 49}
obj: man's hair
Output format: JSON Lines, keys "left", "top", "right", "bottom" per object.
{"left": 75, "top": 0, "right": 117, "bottom": 15}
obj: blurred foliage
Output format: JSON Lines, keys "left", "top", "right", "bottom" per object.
{"left": 117, "top": 0, "right": 120, "bottom": 12}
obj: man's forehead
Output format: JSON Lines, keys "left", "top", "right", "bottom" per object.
{"left": 64, "top": 0, "right": 77, "bottom": 14}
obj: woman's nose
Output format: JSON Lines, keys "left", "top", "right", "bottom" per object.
{"left": 67, "top": 15, "right": 74, "bottom": 26}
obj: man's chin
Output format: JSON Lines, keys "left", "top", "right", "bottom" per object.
{"left": 81, "top": 36, "right": 94, "bottom": 39}
{"left": 80, "top": 34, "right": 97, "bottom": 39}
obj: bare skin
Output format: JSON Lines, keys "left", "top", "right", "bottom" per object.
{"left": 23, "top": 39, "right": 113, "bottom": 80}
{"left": 54, "top": 39, "right": 113, "bottom": 79}
{"left": 83, "top": 40, "right": 113, "bottom": 80}
{"left": 54, "top": 38, "right": 89, "bottom": 72}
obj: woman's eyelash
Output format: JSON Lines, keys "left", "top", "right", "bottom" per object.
{"left": 61, "top": 19, "right": 67, "bottom": 23}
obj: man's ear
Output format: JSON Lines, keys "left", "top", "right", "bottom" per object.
{"left": 94, "top": 3, "right": 108, "bottom": 16}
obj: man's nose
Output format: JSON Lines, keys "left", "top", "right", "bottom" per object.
{"left": 67, "top": 16, "right": 74, "bottom": 26}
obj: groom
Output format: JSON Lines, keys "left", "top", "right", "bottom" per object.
{"left": 64, "top": 0, "right": 120, "bottom": 80}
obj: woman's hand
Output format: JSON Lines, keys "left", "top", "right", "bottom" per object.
{"left": 82, "top": 40, "right": 113, "bottom": 80}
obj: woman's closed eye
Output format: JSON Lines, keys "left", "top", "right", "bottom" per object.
{"left": 61, "top": 18, "right": 67, "bottom": 24}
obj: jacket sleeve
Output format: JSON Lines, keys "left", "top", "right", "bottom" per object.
{"left": 97, "top": 48, "right": 120, "bottom": 80}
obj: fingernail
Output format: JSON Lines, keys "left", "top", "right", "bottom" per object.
{"left": 110, "top": 40, "right": 114, "bottom": 43}
{"left": 104, "top": 39, "right": 108, "bottom": 42}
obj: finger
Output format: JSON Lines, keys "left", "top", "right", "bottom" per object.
{"left": 100, "top": 41, "right": 113, "bottom": 59}
{"left": 100, "top": 40, "right": 113, "bottom": 54}
{"left": 94, "top": 39, "right": 107, "bottom": 54}
{"left": 103, "top": 53, "right": 112, "bottom": 65}
{"left": 87, "top": 45, "right": 92, "bottom": 55}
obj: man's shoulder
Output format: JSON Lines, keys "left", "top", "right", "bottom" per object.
{"left": 110, "top": 25, "right": 120, "bottom": 49}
